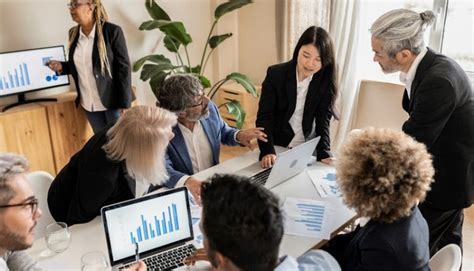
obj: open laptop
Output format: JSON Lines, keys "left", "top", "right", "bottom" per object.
{"left": 235, "top": 137, "right": 320, "bottom": 189}
{"left": 101, "top": 187, "right": 196, "bottom": 270}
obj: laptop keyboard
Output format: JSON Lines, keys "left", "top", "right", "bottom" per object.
{"left": 249, "top": 168, "right": 272, "bottom": 185}
{"left": 120, "top": 244, "right": 196, "bottom": 271}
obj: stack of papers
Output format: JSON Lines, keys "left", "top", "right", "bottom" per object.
{"left": 306, "top": 167, "right": 342, "bottom": 198}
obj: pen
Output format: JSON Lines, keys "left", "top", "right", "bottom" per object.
{"left": 135, "top": 242, "right": 139, "bottom": 264}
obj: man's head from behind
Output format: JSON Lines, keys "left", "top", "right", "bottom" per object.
{"left": 200, "top": 174, "right": 283, "bottom": 271}
{"left": 0, "top": 153, "right": 41, "bottom": 252}
{"left": 157, "top": 74, "right": 209, "bottom": 122}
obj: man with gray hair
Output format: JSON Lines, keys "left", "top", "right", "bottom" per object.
{"left": 157, "top": 74, "right": 268, "bottom": 203}
{"left": 0, "top": 153, "right": 41, "bottom": 270}
{"left": 370, "top": 9, "right": 474, "bottom": 256}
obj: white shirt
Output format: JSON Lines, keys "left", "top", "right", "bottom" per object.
{"left": 74, "top": 23, "right": 107, "bottom": 112}
{"left": 176, "top": 121, "right": 213, "bottom": 187}
{"left": 288, "top": 69, "right": 315, "bottom": 147}
{"left": 399, "top": 47, "right": 428, "bottom": 99}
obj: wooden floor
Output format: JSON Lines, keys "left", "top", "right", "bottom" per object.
{"left": 220, "top": 145, "right": 474, "bottom": 270}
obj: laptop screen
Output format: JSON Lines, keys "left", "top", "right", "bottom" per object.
{"left": 101, "top": 187, "right": 193, "bottom": 265}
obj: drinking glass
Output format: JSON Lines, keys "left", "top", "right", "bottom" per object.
{"left": 45, "top": 222, "right": 71, "bottom": 253}
{"left": 81, "top": 251, "right": 110, "bottom": 271}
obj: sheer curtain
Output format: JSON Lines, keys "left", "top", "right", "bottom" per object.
{"left": 276, "top": 0, "right": 362, "bottom": 152}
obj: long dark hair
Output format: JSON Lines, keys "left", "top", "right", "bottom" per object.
{"left": 292, "top": 26, "right": 339, "bottom": 120}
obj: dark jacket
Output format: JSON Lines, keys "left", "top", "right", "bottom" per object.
{"left": 61, "top": 21, "right": 133, "bottom": 109}
{"left": 47, "top": 125, "right": 134, "bottom": 225}
{"left": 402, "top": 48, "right": 474, "bottom": 210}
{"left": 256, "top": 60, "right": 333, "bottom": 160}
{"left": 325, "top": 207, "right": 430, "bottom": 271}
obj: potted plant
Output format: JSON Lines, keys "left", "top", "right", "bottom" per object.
{"left": 133, "top": 0, "right": 257, "bottom": 128}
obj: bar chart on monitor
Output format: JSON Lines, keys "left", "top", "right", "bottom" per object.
{"left": 0, "top": 46, "right": 68, "bottom": 96}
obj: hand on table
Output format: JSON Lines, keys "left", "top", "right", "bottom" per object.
{"left": 320, "top": 157, "right": 335, "bottom": 166}
{"left": 123, "top": 260, "right": 146, "bottom": 271}
{"left": 184, "top": 248, "right": 209, "bottom": 266}
{"left": 260, "top": 154, "right": 276, "bottom": 168}
{"left": 184, "top": 177, "right": 203, "bottom": 206}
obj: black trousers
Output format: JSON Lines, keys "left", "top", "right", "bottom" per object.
{"left": 418, "top": 203, "right": 464, "bottom": 257}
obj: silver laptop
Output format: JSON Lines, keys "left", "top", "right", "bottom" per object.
{"left": 236, "top": 137, "right": 320, "bottom": 189}
{"left": 101, "top": 187, "right": 196, "bottom": 270}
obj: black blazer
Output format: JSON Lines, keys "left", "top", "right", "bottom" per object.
{"left": 256, "top": 60, "right": 333, "bottom": 160}
{"left": 402, "top": 48, "right": 474, "bottom": 210}
{"left": 324, "top": 207, "right": 430, "bottom": 271}
{"left": 47, "top": 126, "right": 134, "bottom": 225}
{"left": 61, "top": 21, "right": 132, "bottom": 109}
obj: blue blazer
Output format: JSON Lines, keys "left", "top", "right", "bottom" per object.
{"left": 164, "top": 102, "right": 239, "bottom": 187}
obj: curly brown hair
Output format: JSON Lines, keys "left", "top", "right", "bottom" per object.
{"left": 336, "top": 128, "right": 434, "bottom": 223}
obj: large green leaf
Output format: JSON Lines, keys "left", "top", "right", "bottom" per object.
{"left": 225, "top": 100, "right": 246, "bottom": 129}
{"left": 184, "top": 65, "right": 201, "bottom": 74}
{"left": 145, "top": 0, "right": 171, "bottom": 21}
{"left": 139, "top": 20, "right": 192, "bottom": 45}
{"left": 215, "top": 0, "right": 253, "bottom": 19}
{"left": 225, "top": 72, "right": 257, "bottom": 97}
{"left": 140, "top": 63, "right": 175, "bottom": 81}
{"left": 163, "top": 35, "right": 181, "bottom": 52}
{"left": 209, "top": 33, "right": 232, "bottom": 49}
{"left": 198, "top": 75, "right": 211, "bottom": 88}
{"left": 133, "top": 54, "right": 171, "bottom": 72}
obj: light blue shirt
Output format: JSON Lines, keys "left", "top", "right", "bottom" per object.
{"left": 274, "top": 250, "right": 341, "bottom": 271}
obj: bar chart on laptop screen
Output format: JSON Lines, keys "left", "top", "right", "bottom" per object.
{"left": 129, "top": 203, "right": 180, "bottom": 244}
{"left": 105, "top": 191, "right": 191, "bottom": 261}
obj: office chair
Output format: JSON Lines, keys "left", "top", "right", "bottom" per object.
{"left": 429, "top": 244, "right": 462, "bottom": 271}
{"left": 26, "top": 171, "right": 56, "bottom": 239}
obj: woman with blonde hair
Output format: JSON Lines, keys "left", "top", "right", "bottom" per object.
{"left": 47, "top": 106, "right": 177, "bottom": 225}
{"left": 324, "top": 128, "right": 434, "bottom": 270}
{"left": 47, "top": 0, "right": 132, "bottom": 133}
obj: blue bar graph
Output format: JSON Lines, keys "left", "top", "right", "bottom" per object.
{"left": 0, "top": 63, "right": 31, "bottom": 91}
{"left": 295, "top": 203, "right": 325, "bottom": 232}
{"left": 129, "top": 203, "right": 180, "bottom": 244}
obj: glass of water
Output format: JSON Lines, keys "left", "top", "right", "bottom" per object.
{"left": 45, "top": 222, "right": 71, "bottom": 253}
{"left": 81, "top": 251, "right": 110, "bottom": 271}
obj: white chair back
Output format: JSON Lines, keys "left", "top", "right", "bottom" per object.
{"left": 429, "top": 244, "right": 462, "bottom": 271}
{"left": 351, "top": 80, "right": 407, "bottom": 131}
{"left": 26, "top": 171, "right": 55, "bottom": 239}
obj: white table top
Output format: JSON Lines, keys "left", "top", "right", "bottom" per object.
{"left": 28, "top": 150, "right": 356, "bottom": 270}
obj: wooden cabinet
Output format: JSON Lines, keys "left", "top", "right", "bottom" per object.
{"left": 0, "top": 92, "right": 93, "bottom": 176}
{"left": 215, "top": 83, "right": 261, "bottom": 129}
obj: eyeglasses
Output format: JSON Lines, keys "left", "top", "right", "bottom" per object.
{"left": 0, "top": 198, "right": 39, "bottom": 216}
{"left": 67, "top": 1, "right": 90, "bottom": 9}
{"left": 187, "top": 93, "right": 206, "bottom": 108}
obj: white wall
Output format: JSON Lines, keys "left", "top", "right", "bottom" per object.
{"left": 0, "top": 0, "right": 214, "bottom": 105}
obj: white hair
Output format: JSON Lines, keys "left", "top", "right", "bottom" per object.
{"left": 370, "top": 9, "right": 436, "bottom": 58}
{"left": 0, "top": 153, "right": 29, "bottom": 205}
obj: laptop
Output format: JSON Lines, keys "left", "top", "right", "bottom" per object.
{"left": 235, "top": 137, "right": 320, "bottom": 189}
{"left": 101, "top": 187, "right": 196, "bottom": 270}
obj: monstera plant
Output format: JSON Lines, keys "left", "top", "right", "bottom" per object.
{"left": 133, "top": 0, "right": 256, "bottom": 128}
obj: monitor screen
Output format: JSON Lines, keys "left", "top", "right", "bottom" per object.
{"left": 0, "top": 45, "right": 69, "bottom": 97}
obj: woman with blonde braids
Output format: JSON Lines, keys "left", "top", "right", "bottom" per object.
{"left": 48, "top": 0, "right": 132, "bottom": 133}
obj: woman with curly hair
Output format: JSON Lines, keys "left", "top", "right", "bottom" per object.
{"left": 324, "top": 128, "right": 434, "bottom": 270}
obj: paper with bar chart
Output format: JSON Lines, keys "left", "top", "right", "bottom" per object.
{"left": 283, "top": 197, "right": 334, "bottom": 239}
{"left": 306, "top": 166, "right": 342, "bottom": 198}
{"left": 104, "top": 191, "right": 191, "bottom": 261}
{"left": 0, "top": 46, "right": 68, "bottom": 96}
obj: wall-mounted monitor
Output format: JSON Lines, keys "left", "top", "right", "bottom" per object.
{"left": 0, "top": 45, "right": 70, "bottom": 112}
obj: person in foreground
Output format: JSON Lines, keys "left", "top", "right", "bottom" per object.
{"left": 256, "top": 26, "right": 339, "bottom": 168}
{"left": 0, "top": 153, "right": 41, "bottom": 270}
{"left": 370, "top": 9, "right": 474, "bottom": 256}
{"left": 183, "top": 174, "right": 341, "bottom": 271}
{"left": 48, "top": 106, "right": 177, "bottom": 225}
{"left": 157, "top": 74, "right": 268, "bottom": 203}
{"left": 323, "top": 128, "right": 434, "bottom": 270}
{"left": 48, "top": 0, "right": 133, "bottom": 133}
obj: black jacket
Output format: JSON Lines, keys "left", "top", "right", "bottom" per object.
{"left": 61, "top": 22, "right": 132, "bottom": 109}
{"left": 256, "top": 60, "right": 333, "bottom": 160}
{"left": 325, "top": 207, "right": 430, "bottom": 271}
{"left": 47, "top": 126, "right": 134, "bottom": 225}
{"left": 402, "top": 48, "right": 474, "bottom": 210}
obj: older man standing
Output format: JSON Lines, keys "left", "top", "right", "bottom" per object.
{"left": 0, "top": 153, "right": 41, "bottom": 270}
{"left": 370, "top": 9, "right": 474, "bottom": 256}
{"left": 157, "top": 74, "right": 267, "bottom": 203}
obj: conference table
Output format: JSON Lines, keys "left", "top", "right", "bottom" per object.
{"left": 27, "top": 149, "right": 356, "bottom": 270}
